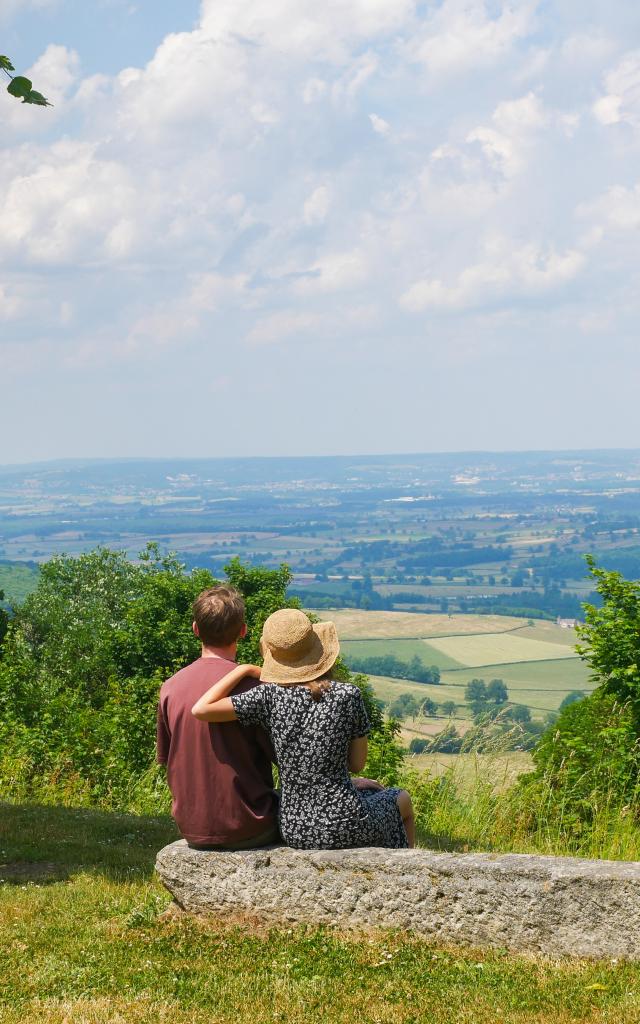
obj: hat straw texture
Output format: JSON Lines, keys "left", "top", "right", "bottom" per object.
{"left": 260, "top": 609, "right": 339, "bottom": 684}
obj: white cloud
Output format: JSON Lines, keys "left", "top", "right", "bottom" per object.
{"left": 302, "top": 78, "right": 327, "bottom": 103}
{"left": 467, "top": 92, "right": 548, "bottom": 177}
{"left": 200, "top": 0, "right": 415, "bottom": 61}
{"left": 0, "top": 0, "right": 57, "bottom": 20}
{"left": 294, "top": 249, "right": 369, "bottom": 294}
{"left": 0, "top": 284, "right": 22, "bottom": 320}
{"left": 561, "top": 32, "right": 616, "bottom": 67}
{"left": 303, "top": 186, "right": 332, "bottom": 225}
{"left": 401, "top": 239, "right": 585, "bottom": 312}
{"left": 410, "top": 0, "right": 536, "bottom": 76}
{"left": 594, "top": 50, "right": 640, "bottom": 126}
{"left": 579, "top": 182, "right": 640, "bottom": 231}
{"left": 369, "top": 113, "right": 390, "bottom": 136}
{"left": 189, "top": 272, "right": 249, "bottom": 313}
{"left": 0, "top": 140, "right": 138, "bottom": 264}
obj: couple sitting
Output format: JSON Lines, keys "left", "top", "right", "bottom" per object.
{"left": 157, "top": 587, "right": 415, "bottom": 851}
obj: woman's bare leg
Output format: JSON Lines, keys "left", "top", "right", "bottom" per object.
{"left": 396, "top": 789, "right": 415, "bottom": 848}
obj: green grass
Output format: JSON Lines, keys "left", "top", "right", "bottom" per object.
{"left": 440, "top": 660, "right": 593, "bottom": 713}
{"left": 404, "top": 759, "right": 640, "bottom": 863}
{"left": 368, "top": 674, "right": 473, "bottom": 708}
{"left": 405, "top": 751, "right": 533, "bottom": 791}
{"left": 342, "top": 638, "right": 463, "bottom": 670}
{"left": 3, "top": 800, "right": 640, "bottom": 1023}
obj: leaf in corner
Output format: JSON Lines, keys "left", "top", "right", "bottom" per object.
{"left": 7, "top": 75, "right": 32, "bottom": 98}
{"left": 0, "top": 56, "right": 15, "bottom": 72}
{"left": 23, "top": 90, "right": 51, "bottom": 107}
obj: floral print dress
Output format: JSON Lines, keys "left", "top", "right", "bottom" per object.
{"left": 230, "top": 680, "right": 408, "bottom": 850}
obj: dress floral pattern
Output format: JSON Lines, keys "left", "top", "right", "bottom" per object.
{"left": 230, "top": 681, "right": 407, "bottom": 850}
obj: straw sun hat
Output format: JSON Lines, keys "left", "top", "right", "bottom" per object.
{"left": 260, "top": 609, "right": 339, "bottom": 685}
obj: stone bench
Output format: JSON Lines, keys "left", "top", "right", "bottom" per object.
{"left": 156, "top": 840, "right": 640, "bottom": 959}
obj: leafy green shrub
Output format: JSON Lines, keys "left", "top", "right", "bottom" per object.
{"left": 520, "top": 690, "right": 640, "bottom": 819}
{"left": 558, "top": 690, "right": 586, "bottom": 711}
{"left": 520, "top": 558, "right": 640, "bottom": 821}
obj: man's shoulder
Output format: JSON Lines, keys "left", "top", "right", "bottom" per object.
{"left": 160, "top": 657, "right": 235, "bottom": 700}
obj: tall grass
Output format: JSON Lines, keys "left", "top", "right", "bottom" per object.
{"left": 3, "top": 746, "right": 640, "bottom": 861}
{"left": 406, "top": 754, "right": 640, "bottom": 861}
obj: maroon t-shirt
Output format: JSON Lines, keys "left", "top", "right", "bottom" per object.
{"left": 156, "top": 656, "right": 277, "bottom": 846}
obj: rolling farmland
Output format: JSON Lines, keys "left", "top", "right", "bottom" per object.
{"left": 317, "top": 609, "right": 593, "bottom": 720}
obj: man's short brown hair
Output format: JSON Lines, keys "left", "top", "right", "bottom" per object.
{"left": 192, "top": 586, "right": 245, "bottom": 647}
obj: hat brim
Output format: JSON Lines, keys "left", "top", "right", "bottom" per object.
{"left": 260, "top": 621, "right": 339, "bottom": 684}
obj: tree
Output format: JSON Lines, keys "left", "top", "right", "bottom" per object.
{"left": 441, "top": 700, "right": 457, "bottom": 717}
{"left": 420, "top": 697, "right": 438, "bottom": 718}
{"left": 504, "top": 704, "right": 531, "bottom": 724}
{"left": 1, "top": 55, "right": 51, "bottom": 106}
{"left": 409, "top": 654, "right": 423, "bottom": 678}
{"left": 486, "top": 679, "right": 508, "bottom": 704}
{"left": 389, "top": 693, "right": 419, "bottom": 721}
{"left": 559, "top": 690, "right": 586, "bottom": 711}
{"left": 521, "top": 559, "right": 640, "bottom": 817}
{"left": 576, "top": 556, "right": 640, "bottom": 714}
{"left": 464, "top": 678, "right": 487, "bottom": 703}
{"left": 409, "top": 737, "right": 428, "bottom": 754}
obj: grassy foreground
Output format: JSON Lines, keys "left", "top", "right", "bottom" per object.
{"left": 2, "top": 802, "right": 640, "bottom": 1023}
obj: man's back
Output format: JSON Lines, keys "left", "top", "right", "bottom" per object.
{"left": 157, "top": 656, "right": 277, "bottom": 846}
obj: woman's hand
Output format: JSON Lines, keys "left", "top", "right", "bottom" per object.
{"left": 352, "top": 776, "right": 384, "bottom": 792}
{"left": 240, "top": 664, "right": 262, "bottom": 679}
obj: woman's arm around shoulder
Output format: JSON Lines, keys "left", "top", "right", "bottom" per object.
{"left": 191, "top": 664, "right": 261, "bottom": 722}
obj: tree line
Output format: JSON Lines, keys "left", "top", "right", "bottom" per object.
{"left": 345, "top": 653, "right": 441, "bottom": 684}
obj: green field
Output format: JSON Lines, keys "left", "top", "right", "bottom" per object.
{"left": 341, "top": 638, "right": 464, "bottom": 670}
{"left": 368, "top": 657, "right": 592, "bottom": 718}
{"left": 368, "top": 673, "right": 472, "bottom": 708}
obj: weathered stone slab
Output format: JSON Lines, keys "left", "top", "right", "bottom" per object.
{"left": 155, "top": 840, "right": 640, "bottom": 959}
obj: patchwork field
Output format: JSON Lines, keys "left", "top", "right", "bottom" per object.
{"left": 316, "top": 609, "right": 591, "bottom": 721}
{"left": 371, "top": 659, "right": 593, "bottom": 716}
{"left": 425, "top": 631, "right": 578, "bottom": 667}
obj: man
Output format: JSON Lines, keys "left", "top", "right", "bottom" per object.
{"left": 157, "top": 586, "right": 278, "bottom": 849}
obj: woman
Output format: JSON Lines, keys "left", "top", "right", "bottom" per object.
{"left": 191, "top": 608, "right": 415, "bottom": 850}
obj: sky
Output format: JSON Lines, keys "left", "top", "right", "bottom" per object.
{"left": 2, "top": 0, "right": 640, "bottom": 463}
